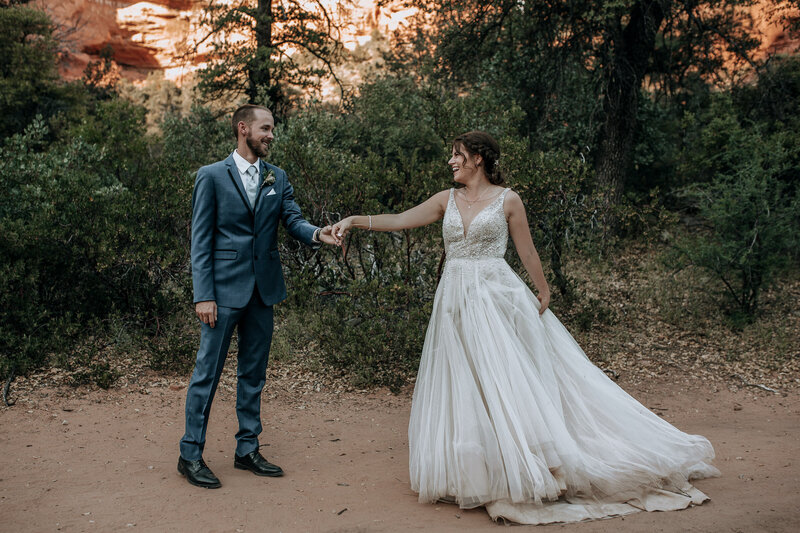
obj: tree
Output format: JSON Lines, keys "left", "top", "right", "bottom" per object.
{"left": 401, "top": 0, "right": 761, "bottom": 220}
{"left": 595, "top": 1, "right": 669, "bottom": 215}
{"left": 0, "top": 5, "right": 59, "bottom": 139}
{"left": 193, "top": 0, "right": 347, "bottom": 114}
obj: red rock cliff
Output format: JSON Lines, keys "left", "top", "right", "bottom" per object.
{"left": 37, "top": 0, "right": 799, "bottom": 85}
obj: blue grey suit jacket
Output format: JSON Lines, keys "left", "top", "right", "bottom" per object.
{"left": 191, "top": 153, "right": 319, "bottom": 309}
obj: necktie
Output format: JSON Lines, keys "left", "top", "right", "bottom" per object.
{"left": 245, "top": 165, "right": 259, "bottom": 208}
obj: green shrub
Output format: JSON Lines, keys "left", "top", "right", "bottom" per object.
{"left": 0, "top": 97, "right": 207, "bottom": 380}
{"left": 502, "top": 145, "right": 599, "bottom": 295}
{"left": 676, "top": 172, "right": 797, "bottom": 322}
{"left": 672, "top": 95, "right": 799, "bottom": 321}
{"left": 147, "top": 311, "right": 198, "bottom": 374}
{"left": 315, "top": 281, "right": 433, "bottom": 391}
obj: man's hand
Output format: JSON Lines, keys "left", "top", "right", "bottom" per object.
{"left": 196, "top": 300, "right": 218, "bottom": 328}
{"left": 318, "top": 225, "right": 341, "bottom": 246}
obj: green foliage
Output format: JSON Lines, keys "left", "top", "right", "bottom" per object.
{"left": 400, "top": 0, "right": 762, "bottom": 215}
{"left": 738, "top": 55, "right": 800, "bottom": 132}
{"left": 317, "top": 282, "right": 433, "bottom": 391}
{"left": 671, "top": 94, "right": 799, "bottom": 321}
{"left": 273, "top": 283, "right": 433, "bottom": 391}
{"left": 0, "top": 117, "right": 110, "bottom": 376}
{"left": 0, "top": 6, "right": 60, "bottom": 138}
{"left": 117, "top": 72, "right": 194, "bottom": 134}
{"left": 569, "top": 293, "right": 618, "bottom": 333}
{"left": 630, "top": 93, "right": 685, "bottom": 195}
{"left": 676, "top": 175, "right": 797, "bottom": 322}
{"left": 500, "top": 141, "right": 599, "bottom": 295}
{"left": 66, "top": 338, "right": 121, "bottom": 390}
{"left": 147, "top": 311, "right": 198, "bottom": 374}
{"left": 0, "top": 97, "right": 202, "bottom": 379}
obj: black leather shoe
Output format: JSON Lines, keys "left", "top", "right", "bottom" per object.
{"left": 178, "top": 457, "right": 221, "bottom": 488}
{"left": 234, "top": 450, "right": 284, "bottom": 477}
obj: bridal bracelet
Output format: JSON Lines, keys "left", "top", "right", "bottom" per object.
{"left": 368, "top": 215, "right": 372, "bottom": 231}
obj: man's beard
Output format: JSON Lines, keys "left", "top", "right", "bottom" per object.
{"left": 246, "top": 135, "right": 270, "bottom": 158}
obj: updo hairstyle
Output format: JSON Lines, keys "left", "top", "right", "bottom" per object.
{"left": 452, "top": 131, "right": 504, "bottom": 185}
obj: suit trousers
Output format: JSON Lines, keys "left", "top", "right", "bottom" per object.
{"left": 180, "top": 290, "right": 274, "bottom": 460}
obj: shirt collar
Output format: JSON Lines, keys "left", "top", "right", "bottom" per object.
{"left": 232, "top": 149, "right": 259, "bottom": 175}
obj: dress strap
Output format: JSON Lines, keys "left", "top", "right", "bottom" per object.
{"left": 444, "top": 188, "right": 455, "bottom": 216}
{"left": 498, "top": 187, "right": 511, "bottom": 205}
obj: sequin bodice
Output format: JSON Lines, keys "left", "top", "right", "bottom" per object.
{"left": 443, "top": 188, "right": 509, "bottom": 260}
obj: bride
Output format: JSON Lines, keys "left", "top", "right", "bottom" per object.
{"left": 330, "top": 131, "right": 719, "bottom": 524}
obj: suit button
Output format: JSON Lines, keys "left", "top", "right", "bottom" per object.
{"left": 255, "top": 255, "right": 259, "bottom": 260}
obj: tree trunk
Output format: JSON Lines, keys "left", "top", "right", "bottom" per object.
{"left": 596, "top": 1, "right": 669, "bottom": 224}
{"left": 248, "top": 0, "right": 273, "bottom": 103}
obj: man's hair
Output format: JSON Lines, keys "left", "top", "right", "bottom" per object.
{"left": 231, "top": 104, "right": 271, "bottom": 140}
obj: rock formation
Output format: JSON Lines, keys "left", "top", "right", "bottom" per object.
{"left": 38, "top": 0, "right": 414, "bottom": 84}
{"left": 35, "top": 0, "right": 799, "bottom": 86}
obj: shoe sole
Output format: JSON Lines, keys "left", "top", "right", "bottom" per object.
{"left": 178, "top": 462, "right": 222, "bottom": 489}
{"left": 234, "top": 462, "right": 284, "bottom": 477}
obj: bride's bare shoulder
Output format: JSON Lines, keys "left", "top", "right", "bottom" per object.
{"left": 502, "top": 189, "right": 526, "bottom": 213}
{"left": 431, "top": 189, "right": 452, "bottom": 205}
{"left": 503, "top": 188, "right": 522, "bottom": 202}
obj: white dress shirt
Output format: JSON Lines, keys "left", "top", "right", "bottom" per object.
{"left": 232, "top": 149, "right": 260, "bottom": 207}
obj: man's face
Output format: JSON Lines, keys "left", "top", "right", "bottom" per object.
{"left": 244, "top": 109, "right": 274, "bottom": 158}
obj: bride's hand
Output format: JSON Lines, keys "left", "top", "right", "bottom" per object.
{"left": 537, "top": 292, "right": 550, "bottom": 315}
{"left": 331, "top": 216, "right": 355, "bottom": 243}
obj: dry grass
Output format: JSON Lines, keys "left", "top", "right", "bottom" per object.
{"left": 560, "top": 242, "right": 799, "bottom": 393}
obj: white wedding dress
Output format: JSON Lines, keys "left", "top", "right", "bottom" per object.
{"left": 408, "top": 188, "right": 719, "bottom": 524}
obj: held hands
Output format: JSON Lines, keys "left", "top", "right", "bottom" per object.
{"left": 317, "top": 225, "right": 340, "bottom": 246}
{"left": 196, "top": 300, "right": 218, "bottom": 328}
{"left": 330, "top": 216, "right": 355, "bottom": 246}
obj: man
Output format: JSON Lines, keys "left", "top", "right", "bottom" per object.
{"left": 178, "top": 104, "right": 337, "bottom": 488}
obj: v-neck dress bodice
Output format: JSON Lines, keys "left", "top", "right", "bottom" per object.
{"left": 443, "top": 188, "right": 509, "bottom": 260}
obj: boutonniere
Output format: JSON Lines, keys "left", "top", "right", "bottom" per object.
{"left": 260, "top": 170, "right": 276, "bottom": 189}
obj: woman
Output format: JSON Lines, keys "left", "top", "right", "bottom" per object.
{"left": 331, "top": 131, "right": 718, "bottom": 524}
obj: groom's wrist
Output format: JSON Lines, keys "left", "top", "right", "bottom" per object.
{"left": 312, "top": 228, "right": 321, "bottom": 243}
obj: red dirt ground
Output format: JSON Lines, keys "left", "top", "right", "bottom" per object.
{"left": 1, "top": 373, "right": 798, "bottom": 532}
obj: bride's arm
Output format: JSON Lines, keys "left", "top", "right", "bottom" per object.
{"left": 505, "top": 190, "right": 551, "bottom": 314}
{"left": 332, "top": 190, "right": 450, "bottom": 239}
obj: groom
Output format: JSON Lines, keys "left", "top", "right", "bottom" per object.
{"left": 178, "top": 104, "right": 336, "bottom": 488}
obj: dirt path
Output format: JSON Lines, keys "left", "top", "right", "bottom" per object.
{"left": 1, "top": 373, "right": 798, "bottom": 533}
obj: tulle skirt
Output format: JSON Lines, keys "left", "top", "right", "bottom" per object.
{"left": 408, "top": 256, "right": 719, "bottom": 524}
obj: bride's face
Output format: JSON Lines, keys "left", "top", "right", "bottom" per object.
{"left": 448, "top": 144, "right": 481, "bottom": 184}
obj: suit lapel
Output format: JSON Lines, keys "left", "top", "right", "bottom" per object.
{"left": 225, "top": 155, "right": 254, "bottom": 216}
{"left": 253, "top": 160, "right": 270, "bottom": 214}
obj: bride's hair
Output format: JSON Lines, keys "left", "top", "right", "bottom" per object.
{"left": 453, "top": 131, "right": 504, "bottom": 185}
